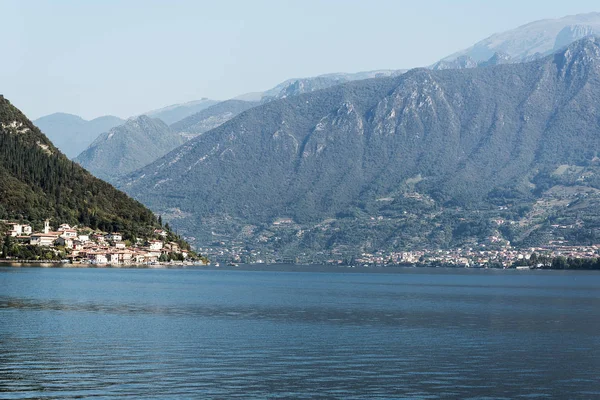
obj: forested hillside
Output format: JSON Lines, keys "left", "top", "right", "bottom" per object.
{"left": 0, "top": 96, "right": 161, "bottom": 240}
{"left": 75, "top": 116, "right": 185, "bottom": 183}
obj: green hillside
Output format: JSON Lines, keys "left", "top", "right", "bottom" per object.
{"left": 0, "top": 96, "right": 161, "bottom": 240}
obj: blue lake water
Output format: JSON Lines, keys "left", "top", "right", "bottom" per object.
{"left": 1, "top": 266, "right": 600, "bottom": 399}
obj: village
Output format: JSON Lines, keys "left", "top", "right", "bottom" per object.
{"left": 337, "top": 243, "right": 600, "bottom": 269}
{"left": 1, "top": 219, "right": 198, "bottom": 266}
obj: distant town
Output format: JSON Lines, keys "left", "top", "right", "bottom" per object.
{"left": 1, "top": 219, "right": 203, "bottom": 266}
{"left": 198, "top": 241, "right": 600, "bottom": 270}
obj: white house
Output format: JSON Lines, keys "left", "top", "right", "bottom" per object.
{"left": 58, "top": 224, "right": 72, "bottom": 231}
{"left": 7, "top": 223, "right": 32, "bottom": 236}
{"left": 59, "top": 229, "right": 78, "bottom": 239}
{"left": 154, "top": 229, "right": 167, "bottom": 237}
{"left": 30, "top": 233, "right": 59, "bottom": 247}
{"left": 105, "top": 233, "right": 123, "bottom": 242}
{"left": 89, "top": 252, "right": 108, "bottom": 264}
{"left": 149, "top": 240, "right": 163, "bottom": 251}
{"left": 78, "top": 235, "right": 90, "bottom": 243}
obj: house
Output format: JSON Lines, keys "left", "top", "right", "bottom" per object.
{"left": 92, "top": 234, "right": 107, "bottom": 243}
{"left": 59, "top": 229, "right": 78, "bottom": 239}
{"left": 105, "top": 233, "right": 122, "bottom": 242}
{"left": 58, "top": 224, "right": 72, "bottom": 231}
{"left": 133, "top": 250, "right": 159, "bottom": 264}
{"left": 114, "top": 242, "right": 126, "bottom": 249}
{"left": 88, "top": 252, "right": 108, "bottom": 264}
{"left": 164, "top": 242, "right": 180, "bottom": 253}
{"left": 78, "top": 235, "right": 90, "bottom": 243}
{"left": 108, "top": 250, "right": 134, "bottom": 265}
{"left": 148, "top": 240, "right": 163, "bottom": 250}
{"left": 56, "top": 237, "right": 74, "bottom": 249}
{"left": 154, "top": 229, "right": 167, "bottom": 237}
{"left": 7, "top": 223, "right": 32, "bottom": 236}
{"left": 30, "top": 233, "right": 59, "bottom": 247}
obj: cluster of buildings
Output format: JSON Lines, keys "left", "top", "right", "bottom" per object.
{"left": 3, "top": 220, "right": 190, "bottom": 265}
{"left": 345, "top": 244, "right": 600, "bottom": 268}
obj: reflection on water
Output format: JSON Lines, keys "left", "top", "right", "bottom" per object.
{"left": 1, "top": 267, "right": 600, "bottom": 399}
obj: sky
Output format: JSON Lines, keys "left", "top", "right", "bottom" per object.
{"left": 1, "top": 0, "right": 599, "bottom": 120}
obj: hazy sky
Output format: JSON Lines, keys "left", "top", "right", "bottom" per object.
{"left": 1, "top": 0, "right": 599, "bottom": 120}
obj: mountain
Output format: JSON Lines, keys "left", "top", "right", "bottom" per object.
{"left": 171, "top": 100, "right": 258, "bottom": 139}
{"left": 77, "top": 72, "right": 404, "bottom": 182}
{"left": 74, "top": 116, "right": 185, "bottom": 183}
{"left": 122, "top": 37, "right": 600, "bottom": 259}
{"left": 143, "top": 98, "right": 220, "bottom": 125}
{"left": 442, "top": 12, "right": 600, "bottom": 64}
{"left": 235, "top": 70, "right": 405, "bottom": 103}
{"left": 33, "top": 113, "right": 124, "bottom": 158}
{"left": 0, "top": 96, "right": 161, "bottom": 238}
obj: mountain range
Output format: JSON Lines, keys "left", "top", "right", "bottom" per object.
{"left": 121, "top": 37, "right": 600, "bottom": 259}
{"left": 40, "top": 13, "right": 600, "bottom": 174}
{"left": 74, "top": 116, "right": 185, "bottom": 183}
{"left": 33, "top": 113, "right": 124, "bottom": 158}
{"left": 170, "top": 100, "right": 259, "bottom": 140}
{"left": 142, "top": 98, "right": 220, "bottom": 125}
{"left": 440, "top": 12, "right": 600, "bottom": 65}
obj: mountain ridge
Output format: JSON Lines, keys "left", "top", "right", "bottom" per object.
{"left": 33, "top": 113, "right": 124, "bottom": 159}
{"left": 74, "top": 115, "right": 185, "bottom": 183}
{"left": 121, "top": 37, "right": 600, "bottom": 258}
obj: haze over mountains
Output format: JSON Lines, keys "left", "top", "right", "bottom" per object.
{"left": 75, "top": 116, "right": 186, "bottom": 183}
{"left": 24, "top": 12, "right": 600, "bottom": 259}
{"left": 38, "top": 12, "right": 600, "bottom": 165}
{"left": 142, "top": 98, "right": 219, "bottom": 125}
{"left": 440, "top": 12, "right": 600, "bottom": 66}
{"left": 33, "top": 113, "right": 124, "bottom": 158}
{"left": 122, "top": 37, "right": 600, "bottom": 257}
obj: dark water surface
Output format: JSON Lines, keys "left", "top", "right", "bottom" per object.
{"left": 1, "top": 266, "right": 600, "bottom": 399}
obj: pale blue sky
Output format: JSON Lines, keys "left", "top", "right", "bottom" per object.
{"left": 1, "top": 0, "right": 598, "bottom": 119}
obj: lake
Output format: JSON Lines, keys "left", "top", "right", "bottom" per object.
{"left": 1, "top": 266, "right": 600, "bottom": 399}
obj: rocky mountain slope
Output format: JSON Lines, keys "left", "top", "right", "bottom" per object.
{"left": 75, "top": 116, "right": 185, "bottom": 183}
{"left": 143, "top": 98, "right": 219, "bottom": 125}
{"left": 171, "top": 100, "right": 258, "bottom": 139}
{"left": 122, "top": 37, "right": 600, "bottom": 257}
{"left": 0, "top": 96, "right": 161, "bottom": 238}
{"left": 441, "top": 12, "right": 600, "bottom": 64}
{"left": 33, "top": 113, "right": 124, "bottom": 158}
{"left": 236, "top": 70, "right": 405, "bottom": 102}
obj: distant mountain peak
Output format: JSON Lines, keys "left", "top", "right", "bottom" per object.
{"left": 440, "top": 12, "right": 600, "bottom": 65}
{"left": 554, "top": 35, "right": 600, "bottom": 77}
{"left": 554, "top": 24, "right": 598, "bottom": 51}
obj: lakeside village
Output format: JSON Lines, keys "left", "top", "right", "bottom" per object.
{"left": 199, "top": 241, "right": 600, "bottom": 270}
{"left": 1, "top": 219, "right": 204, "bottom": 266}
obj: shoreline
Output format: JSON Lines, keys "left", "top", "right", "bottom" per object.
{"left": 2, "top": 261, "right": 600, "bottom": 273}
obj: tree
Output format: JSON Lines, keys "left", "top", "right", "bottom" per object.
{"left": 552, "top": 256, "right": 567, "bottom": 270}
{"left": 2, "top": 235, "right": 13, "bottom": 258}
